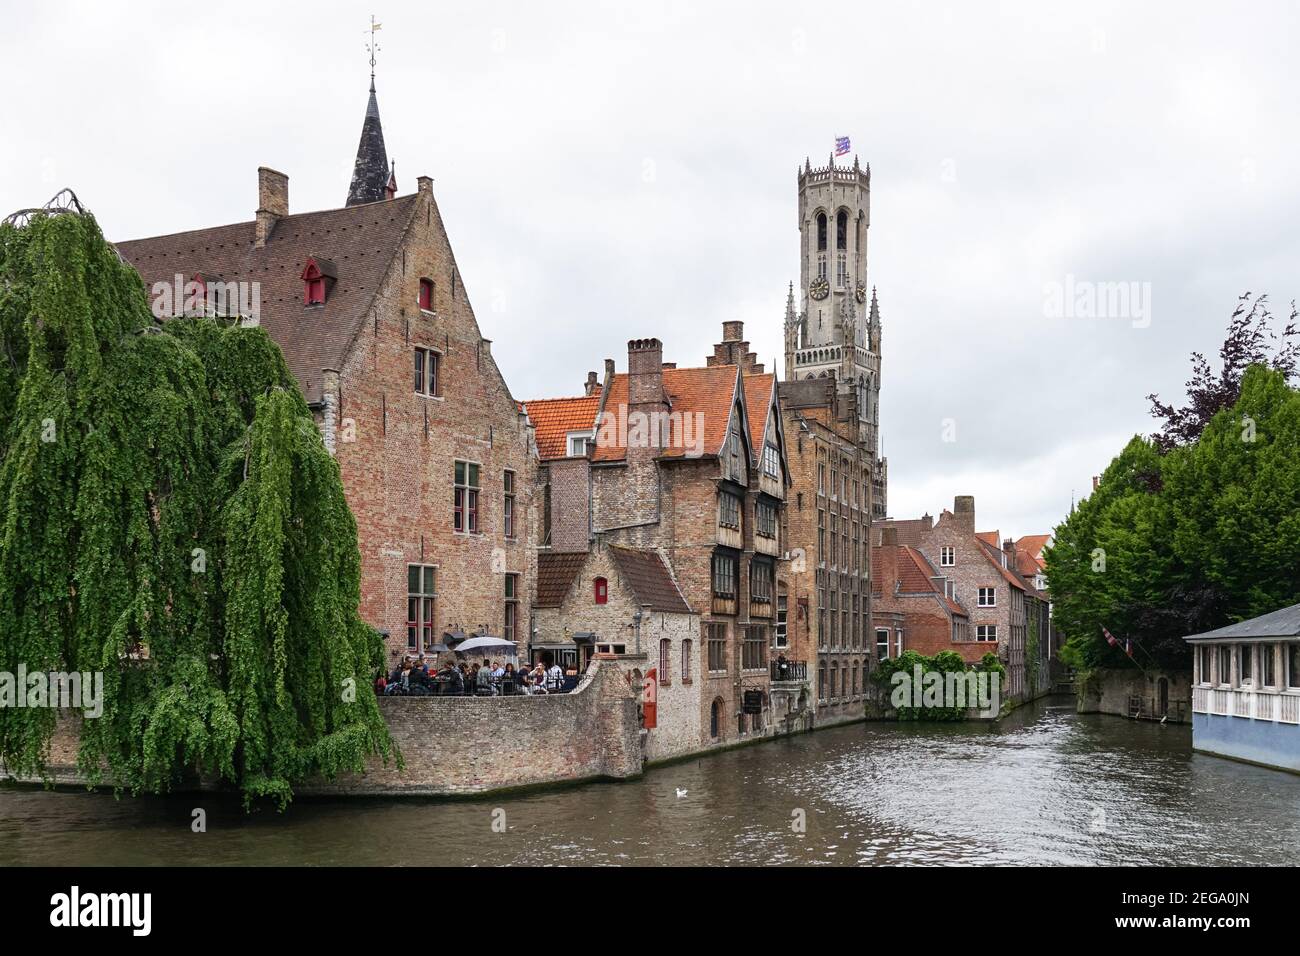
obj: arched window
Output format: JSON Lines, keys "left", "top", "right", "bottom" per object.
{"left": 681, "top": 638, "right": 693, "bottom": 682}
{"left": 301, "top": 261, "right": 326, "bottom": 305}
{"left": 593, "top": 577, "right": 608, "bottom": 605}
{"left": 830, "top": 661, "right": 839, "bottom": 699}
{"left": 836, "top": 210, "right": 848, "bottom": 249}
{"left": 710, "top": 698, "right": 723, "bottom": 739}
{"left": 816, "top": 212, "right": 827, "bottom": 252}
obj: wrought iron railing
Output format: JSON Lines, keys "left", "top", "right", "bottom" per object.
{"left": 770, "top": 660, "right": 807, "bottom": 682}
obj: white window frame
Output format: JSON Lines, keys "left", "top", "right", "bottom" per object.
{"left": 566, "top": 431, "right": 593, "bottom": 458}
{"left": 976, "top": 624, "right": 997, "bottom": 642}
{"left": 977, "top": 587, "right": 996, "bottom": 608}
{"left": 940, "top": 546, "right": 955, "bottom": 567}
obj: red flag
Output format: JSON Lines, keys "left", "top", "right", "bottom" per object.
{"left": 1102, "top": 626, "right": 1118, "bottom": 647}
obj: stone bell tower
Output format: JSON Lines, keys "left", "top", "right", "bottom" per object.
{"left": 782, "top": 153, "right": 885, "bottom": 516}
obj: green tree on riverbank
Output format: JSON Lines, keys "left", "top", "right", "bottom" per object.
{"left": 0, "top": 204, "right": 394, "bottom": 806}
{"left": 1048, "top": 299, "right": 1300, "bottom": 672}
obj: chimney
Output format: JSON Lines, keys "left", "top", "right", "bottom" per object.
{"left": 1003, "top": 537, "right": 1016, "bottom": 569}
{"left": 417, "top": 175, "right": 433, "bottom": 196}
{"left": 255, "top": 167, "right": 289, "bottom": 248}
{"left": 880, "top": 526, "right": 898, "bottom": 546}
{"left": 1092, "top": 475, "right": 1100, "bottom": 491}
{"left": 952, "top": 495, "right": 975, "bottom": 533}
{"left": 627, "top": 338, "right": 665, "bottom": 461}
{"left": 707, "top": 320, "right": 762, "bottom": 373}
{"left": 584, "top": 371, "right": 599, "bottom": 396}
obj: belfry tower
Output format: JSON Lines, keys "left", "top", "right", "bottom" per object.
{"left": 783, "top": 153, "right": 886, "bottom": 516}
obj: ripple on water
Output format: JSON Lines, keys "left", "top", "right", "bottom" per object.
{"left": 2, "top": 698, "right": 1297, "bottom": 865}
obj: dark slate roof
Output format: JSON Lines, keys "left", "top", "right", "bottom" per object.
{"left": 608, "top": 546, "right": 693, "bottom": 614}
{"left": 535, "top": 552, "right": 588, "bottom": 608}
{"left": 115, "top": 194, "right": 419, "bottom": 406}
{"left": 1184, "top": 602, "right": 1300, "bottom": 642}
{"left": 347, "top": 81, "right": 391, "bottom": 206}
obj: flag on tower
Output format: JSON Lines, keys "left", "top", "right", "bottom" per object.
{"left": 835, "top": 136, "right": 851, "bottom": 156}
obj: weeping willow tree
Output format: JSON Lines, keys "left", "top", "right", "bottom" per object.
{"left": 0, "top": 202, "right": 394, "bottom": 806}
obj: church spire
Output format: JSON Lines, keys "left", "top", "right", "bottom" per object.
{"left": 347, "top": 18, "right": 391, "bottom": 206}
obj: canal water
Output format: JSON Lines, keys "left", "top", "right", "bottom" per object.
{"left": 2, "top": 697, "right": 1297, "bottom": 866}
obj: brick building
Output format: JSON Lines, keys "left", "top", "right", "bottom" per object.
{"left": 871, "top": 527, "right": 975, "bottom": 662}
{"left": 874, "top": 497, "right": 1052, "bottom": 703}
{"left": 525, "top": 322, "right": 792, "bottom": 749}
{"left": 777, "top": 373, "right": 874, "bottom": 727}
{"left": 532, "top": 541, "right": 701, "bottom": 761}
{"left": 117, "top": 76, "right": 535, "bottom": 664}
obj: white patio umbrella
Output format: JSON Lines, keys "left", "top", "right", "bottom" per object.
{"left": 453, "top": 636, "right": 518, "bottom": 655}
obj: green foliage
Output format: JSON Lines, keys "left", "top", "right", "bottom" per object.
{"left": 871, "top": 650, "right": 1002, "bottom": 721}
{"left": 1047, "top": 364, "right": 1300, "bottom": 672}
{"left": 0, "top": 210, "right": 394, "bottom": 806}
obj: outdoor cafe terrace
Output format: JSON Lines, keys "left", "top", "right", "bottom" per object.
{"left": 377, "top": 633, "right": 580, "bottom": 698}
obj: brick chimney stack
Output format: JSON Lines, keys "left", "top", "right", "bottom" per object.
{"left": 584, "top": 371, "right": 599, "bottom": 396}
{"left": 707, "top": 320, "right": 763, "bottom": 373}
{"left": 255, "top": 167, "right": 288, "bottom": 248}
{"left": 1003, "top": 537, "right": 1016, "bottom": 569}
{"left": 953, "top": 495, "right": 976, "bottom": 533}
{"left": 627, "top": 338, "right": 666, "bottom": 461}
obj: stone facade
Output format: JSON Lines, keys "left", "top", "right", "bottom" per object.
{"left": 783, "top": 156, "right": 887, "bottom": 518}
{"left": 778, "top": 375, "right": 874, "bottom": 728}
{"left": 3, "top": 660, "right": 643, "bottom": 797}
{"left": 531, "top": 541, "right": 702, "bottom": 762}
{"left": 119, "top": 151, "right": 537, "bottom": 669}
{"left": 531, "top": 324, "right": 792, "bottom": 751}
{"left": 328, "top": 175, "right": 536, "bottom": 665}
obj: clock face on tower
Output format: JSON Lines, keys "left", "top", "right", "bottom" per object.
{"left": 809, "top": 277, "right": 830, "bottom": 300}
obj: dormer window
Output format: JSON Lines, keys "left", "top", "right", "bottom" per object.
{"left": 418, "top": 278, "right": 434, "bottom": 312}
{"left": 300, "top": 256, "right": 337, "bottom": 307}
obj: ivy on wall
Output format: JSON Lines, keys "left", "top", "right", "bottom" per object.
{"left": 0, "top": 208, "right": 395, "bottom": 806}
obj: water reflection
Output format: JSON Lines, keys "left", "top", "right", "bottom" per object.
{"left": 1, "top": 697, "right": 1296, "bottom": 866}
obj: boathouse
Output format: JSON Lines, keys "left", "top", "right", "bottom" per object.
{"left": 1185, "top": 602, "right": 1300, "bottom": 773}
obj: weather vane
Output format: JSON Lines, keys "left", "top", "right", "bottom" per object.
{"left": 366, "top": 15, "right": 383, "bottom": 83}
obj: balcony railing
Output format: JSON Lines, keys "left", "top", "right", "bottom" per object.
{"left": 771, "top": 659, "right": 807, "bottom": 682}
{"left": 1193, "top": 685, "right": 1300, "bottom": 724}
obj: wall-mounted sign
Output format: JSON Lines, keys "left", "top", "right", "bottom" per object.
{"left": 743, "top": 690, "right": 763, "bottom": 714}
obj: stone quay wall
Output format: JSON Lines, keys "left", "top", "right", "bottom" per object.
{"left": 1, "top": 660, "right": 643, "bottom": 797}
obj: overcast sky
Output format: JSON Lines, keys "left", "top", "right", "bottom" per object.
{"left": 3, "top": 1, "right": 1297, "bottom": 538}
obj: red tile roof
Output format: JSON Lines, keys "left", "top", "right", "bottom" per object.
{"left": 872, "top": 545, "right": 967, "bottom": 617}
{"left": 523, "top": 394, "right": 601, "bottom": 461}
{"left": 976, "top": 530, "right": 1000, "bottom": 548}
{"left": 591, "top": 365, "right": 740, "bottom": 463}
{"left": 977, "top": 539, "right": 1027, "bottom": 591}
{"left": 742, "top": 372, "right": 776, "bottom": 455}
{"left": 116, "top": 195, "right": 421, "bottom": 406}
{"left": 1014, "top": 534, "right": 1051, "bottom": 573}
